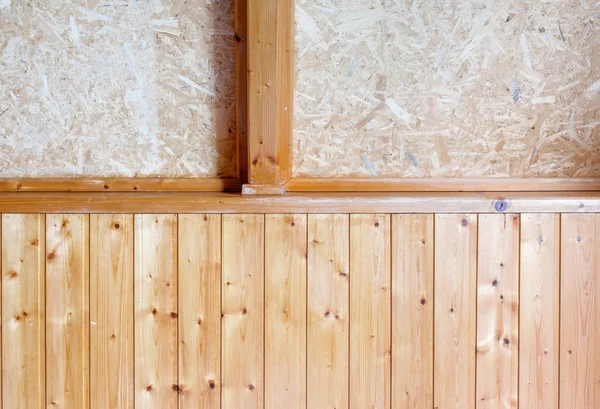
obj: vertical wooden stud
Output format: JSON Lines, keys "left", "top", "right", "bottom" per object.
{"left": 235, "top": 0, "right": 248, "bottom": 182}
{"left": 350, "top": 214, "right": 391, "bottom": 409}
{"left": 178, "top": 215, "right": 221, "bottom": 409}
{"left": 2, "top": 214, "right": 45, "bottom": 409}
{"left": 476, "top": 214, "right": 520, "bottom": 409}
{"left": 265, "top": 214, "right": 307, "bottom": 409}
{"left": 134, "top": 215, "right": 178, "bottom": 409}
{"left": 391, "top": 214, "right": 434, "bottom": 409}
{"left": 46, "top": 214, "right": 90, "bottom": 409}
{"left": 246, "top": 0, "right": 294, "bottom": 188}
{"left": 519, "top": 214, "right": 559, "bottom": 409}
{"left": 560, "top": 213, "right": 600, "bottom": 409}
{"left": 434, "top": 214, "right": 477, "bottom": 409}
{"left": 90, "top": 214, "right": 134, "bottom": 409}
{"left": 222, "top": 215, "right": 264, "bottom": 409}
{"left": 307, "top": 214, "right": 349, "bottom": 409}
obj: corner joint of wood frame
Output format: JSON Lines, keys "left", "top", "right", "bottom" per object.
{"left": 241, "top": 184, "right": 286, "bottom": 195}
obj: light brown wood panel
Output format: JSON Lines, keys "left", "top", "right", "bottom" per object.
{"left": 307, "top": 214, "right": 349, "bottom": 409}
{"left": 178, "top": 215, "right": 221, "bottom": 409}
{"left": 134, "top": 215, "right": 178, "bottom": 409}
{"left": 519, "top": 214, "right": 559, "bottom": 409}
{"left": 90, "top": 214, "right": 134, "bottom": 409}
{"left": 391, "top": 214, "right": 433, "bottom": 409}
{"left": 265, "top": 214, "right": 307, "bottom": 409}
{"left": 222, "top": 215, "right": 264, "bottom": 409}
{"left": 560, "top": 213, "right": 600, "bottom": 409}
{"left": 46, "top": 214, "right": 90, "bottom": 409}
{"left": 476, "top": 214, "right": 520, "bottom": 409}
{"left": 1, "top": 214, "right": 45, "bottom": 409}
{"left": 434, "top": 214, "right": 477, "bottom": 409}
{"left": 350, "top": 214, "right": 391, "bottom": 409}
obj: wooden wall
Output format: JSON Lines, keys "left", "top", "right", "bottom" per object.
{"left": 0, "top": 213, "right": 598, "bottom": 408}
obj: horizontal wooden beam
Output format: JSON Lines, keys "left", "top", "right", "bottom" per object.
{"left": 285, "top": 178, "right": 600, "bottom": 192}
{"left": 0, "top": 192, "right": 597, "bottom": 214}
{"left": 0, "top": 178, "right": 242, "bottom": 192}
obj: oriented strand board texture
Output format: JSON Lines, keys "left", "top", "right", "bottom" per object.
{"left": 294, "top": 0, "right": 600, "bottom": 178}
{"left": 0, "top": 0, "right": 236, "bottom": 177}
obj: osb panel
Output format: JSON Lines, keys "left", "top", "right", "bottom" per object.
{"left": 294, "top": 0, "right": 600, "bottom": 178}
{"left": 0, "top": 0, "right": 236, "bottom": 178}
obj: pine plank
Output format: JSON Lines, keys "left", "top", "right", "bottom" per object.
{"left": 178, "top": 214, "right": 221, "bottom": 409}
{"left": 476, "top": 214, "right": 520, "bottom": 409}
{"left": 1, "top": 214, "right": 45, "bottom": 409}
{"left": 350, "top": 214, "right": 391, "bottom": 409}
{"left": 222, "top": 215, "right": 264, "bottom": 409}
{"left": 307, "top": 214, "right": 349, "bottom": 409}
{"left": 434, "top": 214, "right": 477, "bottom": 409}
{"left": 519, "top": 214, "right": 559, "bottom": 409}
{"left": 46, "top": 214, "right": 90, "bottom": 409}
{"left": 90, "top": 214, "right": 134, "bottom": 409}
{"left": 560, "top": 213, "right": 600, "bottom": 409}
{"left": 134, "top": 215, "right": 178, "bottom": 409}
{"left": 265, "top": 215, "right": 307, "bottom": 409}
{"left": 391, "top": 214, "right": 433, "bottom": 409}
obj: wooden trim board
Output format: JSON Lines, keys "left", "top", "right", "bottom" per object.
{"left": 0, "top": 192, "right": 597, "bottom": 213}
{"left": 285, "top": 178, "right": 600, "bottom": 192}
{"left": 0, "top": 178, "right": 243, "bottom": 192}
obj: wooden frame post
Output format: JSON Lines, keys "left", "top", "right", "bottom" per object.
{"left": 243, "top": 0, "right": 294, "bottom": 194}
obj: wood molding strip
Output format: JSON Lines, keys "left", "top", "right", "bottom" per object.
{"left": 0, "top": 192, "right": 597, "bottom": 213}
{"left": 285, "top": 178, "right": 600, "bottom": 192}
{"left": 0, "top": 178, "right": 243, "bottom": 192}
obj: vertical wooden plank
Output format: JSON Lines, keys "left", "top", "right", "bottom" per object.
{"left": 234, "top": 0, "right": 248, "bottom": 182}
{"left": 307, "top": 214, "right": 349, "bottom": 409}
{"left": 90, "top": 214, "right": 134, "bottom": 409}
{"left": 391, "top": 214, "right": 433, "bottom": 409}
{"left": 265, "top": 214, "right": 307, "bottom": 409}
{"left": 246, "top": 0, "right": 293, "bottom": 186}
{"left": 476, "top": 214, "right": 520, "bottom": 409}
{"left": 519, "top": 214, "right": 559, "bottom": 409}
{"left": 560, "top": 213, "right": 600, "bottom": 409}
{"left": 434, "top": 214, "right": 477, "bottom": 409}
{"left": 178, "top": 215, "right": 221, "bottom": 409}
{"left": 222, "top": 215, "right": 264, "bottom": 409}
{"left": 350, "top": 214, "right": 391, "bottom": 409}
{"left": 46, "top": 214, "right": 90, "bottom": 409}
{"left": 134, "top": 215, "right": 178, "bottom": 409}
{"left": 1, "top": 214, "right": 45, "bottom": 409}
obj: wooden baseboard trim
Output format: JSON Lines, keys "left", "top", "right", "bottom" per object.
{"left": 0, "top": 178, "right": 243, "bottom": 192}
{"left": 285, "top": 178, "right": 600, "bottom": 192}
{"left": 0, "top": 192, "right": 597, "bottom": 213}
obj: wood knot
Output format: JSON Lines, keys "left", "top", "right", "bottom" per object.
{"left": 47, "top": 252, "right": 55, "bottom": 260}
{"left": 374, "top": 222, "right": 379, "bottom": 227}
{"left": 338, "top": 271, "right": 348, "bottom": 278}
{"left": 241, "top": 308, "right": 247, "bottom": 315}
{"left": 151, "top": 308, "right": 158, "bottom": 315}
{"left": 252, "top": 159, "right": 258, "bottom": 166}
{"left": 248, "top": 384, "right": 255, "bottom": 391}
{"left": 114, "top": 223, "right": 120, "bottom": 229}
{"left": 461, "top": 218, "right": 469, "bottom": 227}
{"left": 420, "top": 298, "right": 426, "bottom": 305}
{"left": 503, "top": 337, "right": 510, "bottom": 347}
{"left": 450, "top": 307, "right": 454, "bottom": 313}
{"left": 103, "top": 185, "right": 109, "bottom": 190}
{"left": 208, "top": 380, "right": 216, "bottom": 389}
{"left": 133, "top": 186, "right": 138, "bottom": 191}
{"left": 8, "top": 271, "right": 18, "bottom": 279}
{"left": 234, "top": 33, "right": 242, "bottom": 43}
{"left": 492, "top": 279, "right": 498, "bottom": 287}
{"left": 172, "top": 384, "right": 182, "bottom": 394}
{"left": 170, "top": 312, "right": 178, "bottom": 318}
{"left": 568, "top": 349, "right": 573, "bottom": 355}
{"left": 146, "top": 385, "right": 153, "bottom": 392}
{"left": 30, "top": 240, "right": 39, "bottom": 246}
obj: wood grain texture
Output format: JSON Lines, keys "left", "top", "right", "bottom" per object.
{"left": 519, "top": 214, "right": 559, "bottom": 409}
{"left": 134, "top": 215, "right": 178, "bottom": 409}
{"left": 235, "top": 0, "right": 248, "bottom": 182}
{"left": 1, "top": 192, "right": 598, "bottom": 214}
{"left": 476, "top": 214, "right": 520, "bottom": 409}
{"left": 307, "top": 214, "right": 349, "bottom": 409}
{"left": 0, "top": 178, "right": 242, "bottom": 192}
{"left": 90, "top": 214, "right": 134, "bottom": 409}
{"left": 350, "top": 214, "right": 391, "bottom": 409}
{"left": 222, "top": 215, "right": 264, "bottom": 409}
{"left": 285, "top": 178, "right": 600, "bottom": 192}
{"left": 46, "top": 214, "right": 90, "bottom": 409}
{"left": 247, "top": 0, "right": 293, "bottom": 185}
{"left": 178, "top": 215, "right": 221, "bottom": 409}
{"left": 391, "top": 214, "right": 433, "bottom": 409}
{"left": 560, "top": 213, "right": 600, "bottom": 409}
{"left": 434, "top": 214, "right": 477, "bottom": 409}
{"left": 264, "top": 215, "right": 307, "bottom": 409}
{"left": 1, "top": 214, "right": 45, "bottom": 409}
